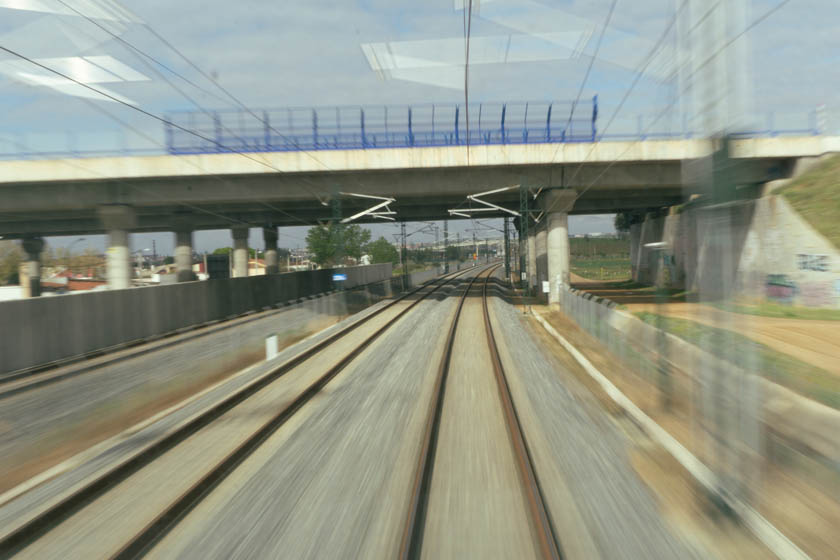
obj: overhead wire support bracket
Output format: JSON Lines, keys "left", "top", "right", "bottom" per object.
{"left": 448, "top": 184, "right": 521, "bottom": 219}
{"left": 338, "top": 192, "right": 397, "bottom": 223}
{"left": 467, "top": 185, "right": 521, "bottom": 217}
{"left": 448, "top": 207, "right": 497, "bottom": 218}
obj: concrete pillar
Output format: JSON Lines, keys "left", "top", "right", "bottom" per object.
{"left": 546, "top": 211, "right": 570, "bottom": 302}
{"left": 540, "top": 189, "right": 576, "bottom": 305}
{"left": 174, "top": 229, "right": 195, "bottom": 282}
{"left": 98, "top": 205, "right": 136, "bottom": 290}
{"left": 21, "top": 236, "right": 44, "bottom": 298}
{"left": 527, "top": 231, "right": 537, "bottom": 291}
{"left": 263, "top": 227, "right": 279, "bottom": 275}
{"left": 232, "top": 226, "right": 249, "bottom": 278}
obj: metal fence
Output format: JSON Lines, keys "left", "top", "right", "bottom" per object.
{"left": 555, "top": 283, "right": 840, "bottom": 554}
{"left": 164, "top": 99, "right": 599, "bottom": 155}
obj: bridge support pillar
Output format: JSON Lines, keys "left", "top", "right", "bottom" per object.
{"left": 232, "top": 226, "right": 250, "bottom": 278}
{"left": 174, "top": 228, "right": 196, "bottom": 282}
{"left": 20, "top": 236, "right": 44, "bottom": 297}
{"left": 540, "top": 189, "right": 576, "bottom": 305}
{"left": 263, "top": 227, "right": 279, "bottom": 275}
{"left": 98, "top": 205, "right": 136, "bottom": 290}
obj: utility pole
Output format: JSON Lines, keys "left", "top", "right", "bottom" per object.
{"left": 504, "top": 217, "right": 510, "bottom": 281}
{"left": 435, "top": 223, "right": 440, "bottom": 273}
{"left": 485, "top": 238, "right": 489, "bottom": 263}
{"left": 332, "top": 196, "right": 342, "bottom": 268}
{"left": 444, "top": 220, "right": 449, "bottom": 273}
{"left": 400, "top": 221, "right": 407, "bottom": 284}
{"left": 472, "top": 232, "right": 477, "bottom": 267}
{"left": 519, "top": 185, "right": 530, "bottom": 295}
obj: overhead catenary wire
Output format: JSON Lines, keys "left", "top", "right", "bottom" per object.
{"left": 0, "top": 117, "right": 262, "bottom": 237}
{"left": 104, "top": 1, "right": 386, "bottom": 204}
{"left": 530, "top": 0, "right": 690, "bottom": 222}
{"left": 73, "top": 92, "right": 316, "bottom": 233}
{"left": 562, "top": 0, "right": 689, "bottom": 188}
{"left": 53, "top": 8, "right": 332, "bottom": 228}
{"left": 54, "top": 0, "right": 232, "bottom": 108}
{"left": 552, "top": 0, "right": 618, "bottom": 164}
{"left": 0, "top": 44, "right": 328, "bottom": 233}
{"left": 540, "top": 0, "right": 793, "bottom": 218}
{"left": 462, "top": 0, "right": 473, "bottom": 167}
{"left": 0, "top": 47, "right": 290, "bottom": 174}
{"left": 109, "top": 2, "right": 477, "bottom": 235}
{"left": 34, "top": 3, "right": 337, "bottom": 208}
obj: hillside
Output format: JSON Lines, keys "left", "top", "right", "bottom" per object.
{"left": 777, "top": 154, "right": 840, "bottom": 248}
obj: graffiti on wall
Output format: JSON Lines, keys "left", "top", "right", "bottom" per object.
{"left": 800, "top": 281, "right": 834, "bottom": 307}
{"left": 797, "top": 254, "right": 830, "bottom": 272}
{"left": 766, "top": 274, "right": 797, "bottom": 303}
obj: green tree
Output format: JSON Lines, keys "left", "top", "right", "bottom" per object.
{"left": 615, "top": 209, "right": 666, "bottom": 232}
{"left": 614, "top": 211, "right": 642, "bottom": 233}
{"left": 445, "top": 245, "right": 462, "bottom": 262}
{"left": 409, "top": 248, "right": 433, "bottom": 264}
{"left": 212, "top": 247, "right": 232, "bottom": 255}
{"left": 364, "top": 236, "right": 399, "bottom": 264}
{"left": 0, "top": 241, "right": 22, "bottom": 285}
{"left": 306, "top": 223, "right": 371, "bottom": 266}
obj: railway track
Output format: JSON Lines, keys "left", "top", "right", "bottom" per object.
{"left": 400, "top": 264, "right": 562, "bottom": 559}
{"left": 0, "top": 265, "right": 487, "bottom": 559}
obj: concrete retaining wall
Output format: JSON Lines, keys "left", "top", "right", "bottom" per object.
{"left": 630, "top": 195, "right": 840, "bottom": 308}
{"left": 0, "top": 264, "right": 391, "bottom": 375}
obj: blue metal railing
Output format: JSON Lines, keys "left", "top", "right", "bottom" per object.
{"left": 0, "top": 102, "right": 827, "bottom": 161}
{"left": 163, "top": 98, "right": 600, "bottom": 155}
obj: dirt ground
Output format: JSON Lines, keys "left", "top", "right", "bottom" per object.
{"left": 626, "top": 303, "right": 840, "bottom": 377}
{"left": 569, "top": 274, "right": 840, "bottom": 377}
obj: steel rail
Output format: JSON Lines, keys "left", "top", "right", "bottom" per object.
{"left": 399, "top": 264, "right": 499, "bottom": 559}
{"left": 400, "top": 263, "right": 562, "bottom": 559}
{"left": 482, "top": 269, "right": 563, "bottom": 560}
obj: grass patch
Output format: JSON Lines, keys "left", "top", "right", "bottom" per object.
{"left": 393, "top": 263, "right": 436, "bottom": 276}
{"left": 570, "top": 257, "right": 631, "bottom": 281}
{"left": 710, "top": 301, "right": 840, "bottom": 321}
{"left": 777, "top": 154, "right": 840, "bottom": 248}
{"left": 635, "top": 312, "right": 840, "bottom": 410}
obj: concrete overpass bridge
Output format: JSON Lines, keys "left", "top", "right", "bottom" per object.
{"left": 1, "top": 100, "right": 836, "bottom": 297}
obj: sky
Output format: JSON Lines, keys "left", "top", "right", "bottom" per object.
{"left": 0, "top": 0, "right": 836, "bottom": 253}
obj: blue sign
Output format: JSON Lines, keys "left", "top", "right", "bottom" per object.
{"left": 332, "top": 273, "right": 347, "bottom": 282}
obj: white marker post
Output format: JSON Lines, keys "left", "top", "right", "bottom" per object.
{"left": 265, "top": 334, "right": 279, "bottom": 361}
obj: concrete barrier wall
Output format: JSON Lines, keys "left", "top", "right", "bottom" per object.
{"left": 0, "top": 263, "right": 391, "bottom": 375}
